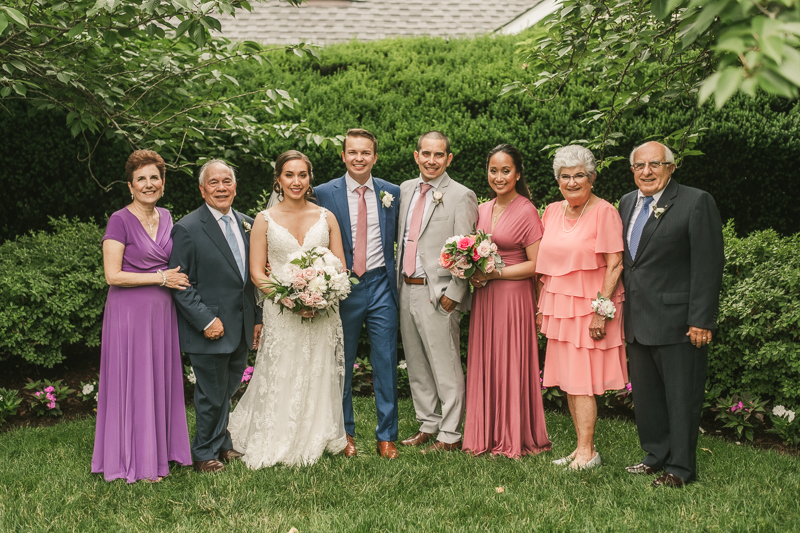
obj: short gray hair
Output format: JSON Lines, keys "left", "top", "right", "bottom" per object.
{"left": 198, "top": 159, "right": 236, "bottom": 185}
{"left": 552, "top": 145, "right": 596, "bottom": 179}
{"left": 629, "top": 142, "right": 675, "bottom": 166}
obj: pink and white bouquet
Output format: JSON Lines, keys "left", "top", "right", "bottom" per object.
{"left": 261, "top": 247, "right": 355, "bottom": 321}
{"left": 439, "top": 230, "right": 505, "bottom": 279}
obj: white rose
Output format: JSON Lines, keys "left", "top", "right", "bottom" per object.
{"left": 381, "top": 192, "right": 394, "bottom": 208}
{"left": 477, "top": 241, "right": 492, "bottom": 258}
{"left": 432, "top": 190, "right": 443, "bottom": 203}
{"left": 445, "top": 235, "right": 463, "bottom": 245}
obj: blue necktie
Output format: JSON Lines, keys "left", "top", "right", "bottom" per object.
{"left": 221, "top": 215, "right": 245, "bottom": 280}
{"left": 629, "top": 196, "right": 654, "bottom": 260}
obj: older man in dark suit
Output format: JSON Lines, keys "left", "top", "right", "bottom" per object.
{"left": 169, "top": 160, "right": 261, "bottom": 473}
{"left": 620, "top": 141, "right": 724, "bottom": 487}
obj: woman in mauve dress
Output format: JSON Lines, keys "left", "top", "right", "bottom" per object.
{"left": 536, "top": 144, "right": 627, "bottom": 470}
{"left": 92, "top": 150, "right": 192, "bottom": 483}
{"left": 462, "top": 144, "right": 551, "bottom": 458}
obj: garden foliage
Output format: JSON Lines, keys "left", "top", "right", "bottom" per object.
{"left": 3, "top": 34, "right": 800, "bottom": 242}
{"left": 0, "top": 217, "right": 106, "bottom": 367}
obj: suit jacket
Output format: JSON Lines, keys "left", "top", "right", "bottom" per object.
{"left": 620, "top": 179, "right": 724, "bottom": 345}
{"left": 396, "top": 172, "right": 479, "bottom": 312}
{"left": 314, "top": 175, "right": 401, "bottom": 307}
{"left": 169, "top": 204, "right": 261, "bottom": 355}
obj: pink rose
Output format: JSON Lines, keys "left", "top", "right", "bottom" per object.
{"left": 291, "top": 277, "right": 307, "bottom": 290}
{"left": 485, "top": 256, "right": 496, "bottom": 273}
{"left": 280, "top": 297, "right": 295, "bottom": 309}
{"left": 477, "top": 241, "right": 492, "bottom": 258}
{"left": 439, "top": 252, "right": 455, "bottom": 268}
{"left": 457, "top": 236, "right": 474, "bottom": 251}
{"left": 302, "top": 267, "right": 317, "bottom": 281}
{"left": 472, "top": 250, "right": 481, "bottom": 261}
{"left": 490, "top": 243, "right": 498, "bottom": 252}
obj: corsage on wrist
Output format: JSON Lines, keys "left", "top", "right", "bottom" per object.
{"left": 591, "top": 292, "right": 616, "bottom": 319}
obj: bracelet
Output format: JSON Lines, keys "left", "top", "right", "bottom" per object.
{"left": 591, "top": 292, "right": 616, "bottom": 319}
{"left": 157, "top": 269, "right": 166, "bottom": 287}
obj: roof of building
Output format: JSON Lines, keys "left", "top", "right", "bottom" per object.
{"left": 218, "top": 0, "right": 545, "bottom": 45}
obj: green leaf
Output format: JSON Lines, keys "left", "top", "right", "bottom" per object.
{"left": 698, "top": 70, "right": 721, "bottom": 107}
{"left": 0, "top": 13, "right": 8, "bottom": 35}
{"left": 12, "top": 82, "right": 26, "bottom": 96}
{"left": 1, "top": 7, "right": 28, "bottom": 28}
{"left": 714, "top": 66, "right": 743, "bottom": 109}
{"left": 9, "top": 60, "right": 26, "bottom": 73}
{"left": 651, "top": 0, "right": 685, "bottom": 21}
{"left": 66, "top": 21, "right": 86, "bottom": 40}
{"left": 680, "top": 1, "right": 726, "bottom": 48}
{"left": 0, "top": 86, "right": 11, "bottom": 97}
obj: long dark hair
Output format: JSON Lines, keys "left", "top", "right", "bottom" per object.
{"left": 273, "top": 150, "right": 315, "bottom": 199}
{"left": 485, "top": 144, "right": 531, "bottom": 200}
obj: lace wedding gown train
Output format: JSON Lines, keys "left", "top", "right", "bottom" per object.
{"left": 228, "top": 208, "right": 347, "bottom": 468}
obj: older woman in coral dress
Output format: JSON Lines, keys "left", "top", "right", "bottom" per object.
{"left": 536, "top": 145, "right": 627, "bottom": 470}
{"left": 462, "top": 144, "right": 551, "bottom": 458}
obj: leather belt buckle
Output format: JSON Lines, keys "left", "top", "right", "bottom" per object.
{"left": 403, "top": 276, "right": 426, "bottom": 285}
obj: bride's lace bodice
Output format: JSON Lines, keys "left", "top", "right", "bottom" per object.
{"left": 263, "top": 208, "right": 329, "bottom": 271}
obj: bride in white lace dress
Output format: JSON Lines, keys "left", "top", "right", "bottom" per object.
{"left": 228, "top": 151, "right": 348, "bottom": 468}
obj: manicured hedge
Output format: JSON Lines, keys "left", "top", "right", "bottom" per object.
{"left": 2, "top": 33, "right": 799, "bottom": 242}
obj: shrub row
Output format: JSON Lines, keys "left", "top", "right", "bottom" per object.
{"left": 2, "top": 34, "right": 800, "bottom": 241}
{"left": 2, "top": 219, "right": 799, "bottom": 416}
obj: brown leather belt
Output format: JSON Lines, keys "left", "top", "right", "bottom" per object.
{"left": 403, "top": 276, "right": 426, "bottom": 285}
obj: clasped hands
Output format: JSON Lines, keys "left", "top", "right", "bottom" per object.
{"left": 469, "top": 269, "right": 499, "bottom": 289}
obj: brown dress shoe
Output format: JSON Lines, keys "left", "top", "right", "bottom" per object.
{"left": 376, "top": 441, "right": 399, "bottom": 459}
{"left": 652, "top": 473, "right": 685, "bottom": 488}
{"left": 219, "top": 449, "right": 244, "bottom": 462}
{"left": 420, "top": 440, "right": 462, "bottom": 454}
{"left": 343, "top": 434, "right": 357, "bottom": 458}
{"left": 625, "top": 462, "right": 661, "bottom": 475}
{"left": 400, "top": 431, "right": 435, "bottom": 447}
{"left": 193, "top": 459, "right": 225, "bottom": 473}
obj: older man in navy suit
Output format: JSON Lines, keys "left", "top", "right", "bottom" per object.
{"left": 620, "top": 141, "right": 724, "bottom": 487}
{"left": 314, "top": 129, "right": 402, "bottom": 459}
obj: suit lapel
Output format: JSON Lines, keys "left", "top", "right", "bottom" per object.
{"left": 374, "top": 180, "right": 388, "bottom": 250}
{"left": 419, "top": 173, "right": 449, "bottom": 236}
{"left": 332, "top": 176, "right": 353, "bottom": 248}
{"left": 397, "top": 180, "right": 413, "bottom": 246}
{"left": 201, "top": 205, "right": 244, "bottom": 281}
{"left": 633, "top": 179, "right": 678, "bottom": 263}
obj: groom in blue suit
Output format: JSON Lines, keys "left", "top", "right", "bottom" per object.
{"left": 314, "top": 129, "right": 402, "bottom": 459}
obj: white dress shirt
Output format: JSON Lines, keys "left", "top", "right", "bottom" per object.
{"left": 402, "top": 173, "right": 446, "bottom": 278}
{"left": 204, "top": 203, "right": 246, "bottom": 330}
{"left": 345, "top": 173, "right": 385, "bottom": 271}
{"left": 626, "top": 179, "right": 671, "bottom": 245}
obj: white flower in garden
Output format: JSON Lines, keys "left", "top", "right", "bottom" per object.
{"left": 774, "top": 405, "right": 787, "bottom": 418}
{"left": 786, "top": 409, "right": 796, "bottom": 423}
{"left": 187, "top": 369, "right": 196, "bottom": 384}
{"left": 398, "top": 360, "right": 407, "bottom": 370}
{"left": 82, "top": 384, "right": 95, "bottom": 396}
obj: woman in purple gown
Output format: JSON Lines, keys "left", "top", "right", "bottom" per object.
{"left": 92, "top": 150, "right": 192, "bottom": 483}
{"left": 462, "top": 144, "right": 551, "bottom": 458}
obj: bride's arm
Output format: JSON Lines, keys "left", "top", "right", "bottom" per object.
{"left": 325, "top": 211, "right": 348, "bottom": 269}
{"left": 249, "top": 213, "right": 270, "bottom": 294}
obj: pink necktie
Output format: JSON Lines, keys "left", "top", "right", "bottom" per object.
{"left": 353, "top": 186, "right": 368, "bottom": 277}
{"left": 403, "top": 183, "right": 432, "bottom": 277}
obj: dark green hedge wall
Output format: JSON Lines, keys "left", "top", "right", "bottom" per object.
{"left": 2, "top": 33, "right": 799, "bottom": 241}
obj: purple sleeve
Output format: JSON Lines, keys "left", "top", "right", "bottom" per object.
{"left": 102, "top": 211, "right": 128, "bottom": 245}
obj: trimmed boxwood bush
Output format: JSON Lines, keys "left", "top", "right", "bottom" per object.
{"left": 0, "top": 217, "right": 106, "bottom": 367}
{"left": 2, "top": 34, "right": 800, "bottom": 242}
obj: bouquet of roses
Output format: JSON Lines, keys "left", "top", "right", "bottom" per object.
{"left": 261, "top": 246, "right": 355, "bottom": 321}
{"left": 439, "top": 229, "right": 505, "bottom": 279}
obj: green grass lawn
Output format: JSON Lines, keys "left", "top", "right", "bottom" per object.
{"left": 1, "top": 397, "right": 799, "bottom": 532}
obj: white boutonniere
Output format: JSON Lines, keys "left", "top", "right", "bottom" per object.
{"left": 380, "top": 191, "right": 394, "bottom": 208}
{"left": 432, "top": 190, "right": 444, "bottom": 205}
{"left": 242, "top": 220, "right": 252, "bottom": 233}
{"left": 653, "top": 205, "right": 669, "bottom": 219}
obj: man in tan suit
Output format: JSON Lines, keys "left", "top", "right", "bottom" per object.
{"left": 396, "top": 131, "right": 479, "bottom": 453}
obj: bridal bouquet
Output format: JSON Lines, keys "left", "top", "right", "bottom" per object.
{"left": 439, "top": 230, "right": 505, "bottom": 279}
{"left": 261, "top": 247, "right": 354, "bottom": 320}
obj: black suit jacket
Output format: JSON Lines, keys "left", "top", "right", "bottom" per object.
{"left": 620, "top": 179, "right": 724, "bottom": 346}
{"left": 169, "top": 204, "right": 261, "bottom": 355}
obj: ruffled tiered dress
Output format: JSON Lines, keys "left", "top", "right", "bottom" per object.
{"left": 537, "top": 200, "right": 628, "bottom": 396}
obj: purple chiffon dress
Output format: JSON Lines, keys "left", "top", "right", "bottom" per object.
{"left": 91, "top": 207, "right": 191, "bottom": 483}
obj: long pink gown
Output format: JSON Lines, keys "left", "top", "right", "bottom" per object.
{"left": 537, "top": 200, "right": 628, "bottom": 395}
{"left": 463, "top": 195, "right": 551, "bottom": 458}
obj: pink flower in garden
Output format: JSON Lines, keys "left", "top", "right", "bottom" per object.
{"left": 35, "top": 391, "right": 43, "bottom": 397}
{"left": 354, "top": 363, "right": 360, "bottom": 369}
{"left": 626, "top": 382, "right": 632, "bottom": 392}
{"left": 457, "top": 236, "right": 474, "bottom": 251}
{"left": 241, "top": 366, "right": 254, "bottom": 383}
{"left": 48, "top": 401, "right": 56, "bottom": 409}
{"left": 731, "top": 401, "right": 744, "bottom": 412}
{"left": 44, "top": 386, "right": 55, "bottom": 393}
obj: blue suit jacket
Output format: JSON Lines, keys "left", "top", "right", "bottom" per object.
{"left": 315, "top": 175, "right": 401, "bottom": 307}
{"left": 169, "top": 204, "right": 261, "bottom": 355}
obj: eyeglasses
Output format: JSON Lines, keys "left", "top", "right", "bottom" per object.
{"left": 557, "top": 173, "right": 590, "bottom": 182}
{"left": 632, "top": 161, "right": 671, "bottom": 171}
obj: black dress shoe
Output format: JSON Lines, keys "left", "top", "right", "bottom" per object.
{"left": 652, "top": 473, "right": 685, "bottom": 488}
{"left": 625, "top": 462, "right": 661, "bottom": 475}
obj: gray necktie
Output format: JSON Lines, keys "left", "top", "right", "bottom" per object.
{"left": 221, "top": 215, "right": 245, "bottom": 280}
{"left": 629, "top": 196, "right": 654, "bottom": 260}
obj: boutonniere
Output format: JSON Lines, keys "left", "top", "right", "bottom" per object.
{"left": 432, "top": 190, "right": 444, "bottom": 205}
{"left": 380, "top": 191, "right": 394, "bottom": 208}
{"left": 242, "top": 220, "right": 252, "bottom": 233}
{"left": 653, "top": 205, "right": 669, "bottom": 219}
